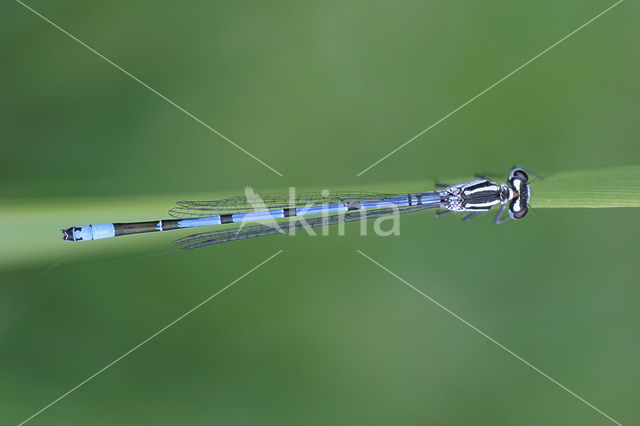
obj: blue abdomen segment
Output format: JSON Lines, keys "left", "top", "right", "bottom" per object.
{"left": 177, "top": 216, "right": 222, "bottom": 228}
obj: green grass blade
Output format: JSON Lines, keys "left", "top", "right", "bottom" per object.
{"left": 531, "top": 165, "right": 640, "bottom": 208}
{"left": 1, "top": 165, "right": 637, "bottom": 268}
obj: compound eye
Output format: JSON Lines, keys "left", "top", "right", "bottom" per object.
{"left": 510, "top": 177, "right": 523, "bottom": 192}
{"left": 509, "top": 198, "right": 528, "bottom": 220}
{"left": 509, "top": 168, "right": 529, "bottom": 182}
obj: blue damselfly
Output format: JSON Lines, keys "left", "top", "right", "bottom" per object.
{"left": 62, "top": 167, "right": 532, "bottom": 249}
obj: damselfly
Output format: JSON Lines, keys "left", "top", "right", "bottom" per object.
{"left": 62, "top": 167, "right": 532, "bottom": 249}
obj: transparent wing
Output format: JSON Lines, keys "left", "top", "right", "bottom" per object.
{"left": 173, "top": 204, "right": 438, "bottom": 249}
{"left": 168, "top": 191, "right": 398, "bottom": 218}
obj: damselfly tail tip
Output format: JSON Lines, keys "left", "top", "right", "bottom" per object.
{"left": 61, "top": 225, "right": 96, "bottom": 241}
{"left": 61, "top": 227, "right": 76, "bottom": 241}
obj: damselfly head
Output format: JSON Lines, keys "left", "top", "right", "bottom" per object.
{"left": 507, "top": 167, "right": 530, "bottom": 220}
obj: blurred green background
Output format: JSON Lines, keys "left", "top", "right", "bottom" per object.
{"left": 1, "top": 0, "right": 638, "bottom": 424}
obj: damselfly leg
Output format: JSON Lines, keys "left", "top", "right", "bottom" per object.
{"left": 436, "top": 210, "right": 453, "bottom": 218}
{"left": 493, "top": 204, "right": 509, "bottom": 224}
{"left": 462, "top": 212, "right": 483, "bottom": 222}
